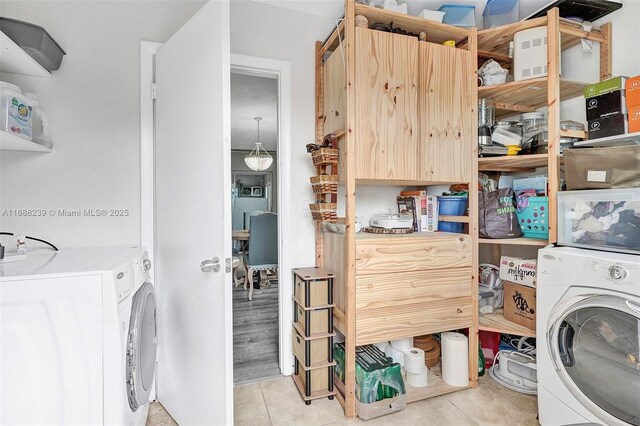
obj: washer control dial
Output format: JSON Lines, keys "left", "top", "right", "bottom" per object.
{"left": 609, "top": 265, "right": 628, "bottom": 280}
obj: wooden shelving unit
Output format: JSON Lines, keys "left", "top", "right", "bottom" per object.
{"left": 479, "top": 311, "right": 536, "bottom": 338}
{"left": 0, "top": 130, "right": 51, "bottom": 152}
{"left": 316, "top": 1, "right": 478, "bottom": 419}
{"left": 473, "top": 10, "right": 612, "bottom": 340}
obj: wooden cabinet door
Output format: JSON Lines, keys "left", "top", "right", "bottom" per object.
{"left": 418, "top": 43, "right": 474, "bottom": 183}
{"left": 355, "top": 28, "right": 418, "bottom": 180}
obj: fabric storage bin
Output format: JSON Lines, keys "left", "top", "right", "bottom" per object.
{"left": 557, "top": 189, "right": 640, "bottom": 254}
{"left": 564, "top": 145, "right": 640, "bottom": 190}
{"left": 294, "top": 304, "right": 331, "bottom": 336}
{"left": 437, "top": 195, "right": 467, "bottom": 233}
{"left": 438, "top": 4, "right": 475, "bottom": 28}
{"left": 516, "top": 197, "right": 549, "bottom": 239}
{"left": 292, "top": 329, "right": 333, "bottom": 368}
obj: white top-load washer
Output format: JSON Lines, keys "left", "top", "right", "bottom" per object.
{"left": 537, "top": 246, "right": 640, "bottom": 426}
{"left": 0, "top": 246, "right": 157, "bottom": 426}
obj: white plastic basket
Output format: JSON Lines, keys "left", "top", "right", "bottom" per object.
{"left": 513, "top": 27, "right": 561, "bottom": 82}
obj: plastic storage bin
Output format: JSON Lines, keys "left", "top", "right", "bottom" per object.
{"left": 438, "top": 4, "right": 476, "bottom": 28}
{"left": 0, "top": 17, "right": 66, "bottom": 71}
{"left": 513, "top": 27, "right": 559, "bottom": 81}
{"left": 557, "top": 189, "right": 640, "bottom": 254}
{"left": 516, "top": 196, "right": 549, "bottom": 239}
{"left": 437, "top": 195, "right": 467, "bottom": 233}
{"left": 483, "top": 0, "right": 519, "bottom": 29}
{"left": 418, "top": 9, "right": 445, "bottom": 22}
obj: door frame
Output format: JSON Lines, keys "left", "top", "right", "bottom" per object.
{"left": 141, "top": 47, "right": 294, "bottom": 378}
{"left": 231, "top": 53, "right": 294, "bottom": 376}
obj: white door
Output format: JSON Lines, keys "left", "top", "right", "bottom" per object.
{"left": 154, "top": 1, "right": 232, "bottom": 424}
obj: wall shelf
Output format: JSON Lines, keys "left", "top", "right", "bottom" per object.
{"left": 406, "top": 363, "right": 470, "bottom": 403}
{"left": 0, "top": 30, "right": 51, "bottom": 78}
{"left": 479, "top": 311, "right": 535, "bottom": 338}
{"left": 0, "top": 130, "right": 51, "bottom": 152}
{"left": 478, "top": 153, "right": 549, "bottom": 172}
{"left": 574, "top": 131, "right": 640, "bottom": 148}
{"left": 478, "top": 78, "right": 588, "bottom": 120}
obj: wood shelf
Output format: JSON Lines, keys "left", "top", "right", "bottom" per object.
{"left": 293, "top": 356, "right": 337, "bottom": 371}
{"left": 438, "top": 215, "right": 470, "bottom": 223}
{"left": 356, "top": 231, "right": 469, "bottom": 241}
{"left": 479, "top": 238, "right": 548, "bottom": 246}
{"left": 477, "top": 16, "right": 604, "bottom": 57}
{"left": 0, "top": 31, "right": 51, "bottom": 77}
{"left": 574, "top": 131, "right": 640, "bottom": 148}
{"left": 479, "top": 310, "right": 536, "bottom": 338}
{"left": 406, "top": 363, "right": 470, "bottom": 403}
{"left": 292, "top": 295, "right": 336, "bottom": 311}
{"left": 354, "top": 3, "right": 470, "bottom": 46}
{"left": 292, "top": 373, "right": 336, "bottom": 402}
{"left": 292, "top": 322, "right": 336, "bottom": 341}
{"left": 478, "top": 78, "right": 588, "bottom": 120}
{"left": 0, "top": 131, "right": 51, "bottom": 152}
{"left": 478, "top": 153, "right": 548, "bottom": 171}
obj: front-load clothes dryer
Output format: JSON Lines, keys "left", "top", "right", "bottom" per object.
{"left": 537, "top": 246, "right": 640, "bottom": 426}
{"left": 0, "top": 246, "right": 156, "bottom": 425}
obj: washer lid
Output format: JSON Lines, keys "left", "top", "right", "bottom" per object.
{"left": 127, "top": 281, "right": 157, "bottom": 411}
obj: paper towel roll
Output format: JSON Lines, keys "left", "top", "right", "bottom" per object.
{"left": 390, "top": 337, "right": 412, "bottom": 351}
{"left": 403, "top": 347, "right": 426, "bottom": 374}
{"left": 441, "top": 332, "right": 469, "bottom": 387}
{"left": 406, "top": 370, "right": 428, "bottom": 387}
{"left": 387, "top": 346, "right": 405, "bottom": 366}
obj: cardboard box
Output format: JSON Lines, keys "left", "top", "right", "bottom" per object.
{"left": 626, "top": 75, "right": 640, "bottom": 109}
{"left": 585, "top": 90, "right": 627, "bottom": 121}
{"left": 584, "top": 76, "right": 627, "bottom": 98}
{"left": 499, "top": 256, "right": 537, "bottom": 288}
{"left": 630, "top": 106, "right": 640, "bottom": 133}
{"left": 588, "top": 114, "right": 628, "bottom": 140}
{"left": 503, "top": 281, "right": 536, "bottom": 331}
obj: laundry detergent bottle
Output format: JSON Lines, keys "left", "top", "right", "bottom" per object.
{"left": 0, "top": 81, "right": 32, "bottom": 140}
{"left": 23, "top": 92, "right": 52, "bottom": 148}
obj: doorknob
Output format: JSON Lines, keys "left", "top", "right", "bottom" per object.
{"left": 200, "top": 257, "right": 221, "bottom": 273}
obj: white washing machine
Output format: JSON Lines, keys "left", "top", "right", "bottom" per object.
{"left": 0, "top": 246, "right": 157, "bottom": 425}
{"left": 537, "top": 246, "right": 640, "bottom": 426}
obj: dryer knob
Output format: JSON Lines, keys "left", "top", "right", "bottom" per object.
{"left": 609, "top": 265, "right": 628, "bottom": 280}
{"left": 143, "top": 259, "right": 152, "bottom": 271}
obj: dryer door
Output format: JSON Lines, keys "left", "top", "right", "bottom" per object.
{"left": 127, "top": 282, "right": 157, "bottom": 411}
{"left": 548, "top": 294, "right": 640, "bottom": 426}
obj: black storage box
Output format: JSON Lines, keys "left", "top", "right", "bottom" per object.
{"left": 585, "top": 90, "right": 627, "bottom": 121}
{"left": 0, "top": 17, "right": 65, "bottom": 71}
{"left": 587, "top": 113, "right": 628, "bottom": 140}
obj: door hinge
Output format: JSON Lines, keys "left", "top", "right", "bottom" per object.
{"left": 151, "top": 82, "right": 157, "bottom": 100}
{"left": 225, "top": 257, "right": 232, "bottom": 273}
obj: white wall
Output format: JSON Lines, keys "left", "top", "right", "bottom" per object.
{"left": 230, "top": 0, "right": 337, "bottom": 268}
{"left": 0, "top": 1, "right": 204, "bottom": 249}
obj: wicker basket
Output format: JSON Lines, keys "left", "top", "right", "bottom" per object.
{"left": 310, "top": 175, "right": 338, "bottom": 194}
{"left": 311, "top": 148, "right": 339, "bottom": 166}
{"left": 309, "top": 203, "right": 337, "bottom": 222}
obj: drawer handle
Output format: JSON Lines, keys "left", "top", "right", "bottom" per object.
{"left": 457, "top": 308, "right": 463, "bottom": 313}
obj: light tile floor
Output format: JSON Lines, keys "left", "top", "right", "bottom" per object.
{"left": 147, "top": 375, "right": 538, "bottom": 426}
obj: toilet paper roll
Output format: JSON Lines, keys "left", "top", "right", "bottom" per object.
{"left": 390, "top": 337, "right": 412, "bottom": 352}
{"left": 403, "top": 347, "right": 426, "bottom": 374}
{"left": 373, "top": 341, "right": 389, "bottom": 353}
{"left": 441, "top": 332, "right": 469, "bottom": 387}
{"left": 406, "top": 370, "right": 428, "bottom": 387}
{"left": 387, "top": 346, "right": 405, "bottom": 366}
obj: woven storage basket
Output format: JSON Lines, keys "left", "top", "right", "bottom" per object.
{"left": 310, "top": 175, "right": 339, "bottom": 194}
{"left": 309, "top": 203, "right": 337, "bottom": 222}
{"left": 311, "top": 148, "right": 339, "bottom": 166}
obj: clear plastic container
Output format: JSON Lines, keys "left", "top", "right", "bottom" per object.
{"left": 483, "top": 0, "right": 519, "bottom": 29}
{"left": 0, "top": 80, "right": 32, "bottom": 140}
{"left": 438, "top": 4, "right": 476, "bottom": 28}
{"left": 557, "top": 189, "right": 640, "bottom": 254}
{"left": 23, "top": 92, "right": 52, "bottom": 148}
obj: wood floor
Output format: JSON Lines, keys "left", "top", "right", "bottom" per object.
{"left": 233, "top": 276, "right": 281, "bottom": 384}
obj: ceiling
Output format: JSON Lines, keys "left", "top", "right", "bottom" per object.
{"left": 231, "top": 73, "right": 278, "bottom": 151}
{"left": 247, "top": 0, "right": 556, "bottom": 29}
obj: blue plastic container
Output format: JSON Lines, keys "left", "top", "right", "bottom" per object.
{"left": 437, "top": 196, "right": 467, "bottom": 233}
{"left": 438, "top": 4, "right": 476, "bottom": 28}
{"left": 482, "top": 0, "right": 519, "bottom": 29}
{"left": 516, "top": 196, "right": 548, "bottom": 239}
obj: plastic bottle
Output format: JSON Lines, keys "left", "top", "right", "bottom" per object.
{"left": 0, "top": 80, "right": 32, "bottom": 140}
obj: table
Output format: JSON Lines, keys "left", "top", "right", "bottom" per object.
{"left": 232, "top": 229, "right": 249, "bottom": 241}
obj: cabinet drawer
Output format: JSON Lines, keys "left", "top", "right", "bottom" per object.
{"left": 356, "top": 235, "right": 472, "bottom": 275}
{"left": 355, "top": 297, "right": 473, "bottom": 346}
{"left": 356, "top": 268, "right": 472, "bottom": 310}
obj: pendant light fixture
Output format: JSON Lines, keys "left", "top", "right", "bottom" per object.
{"left": 244, "top": 117, "right": 273, "bottom": 171}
